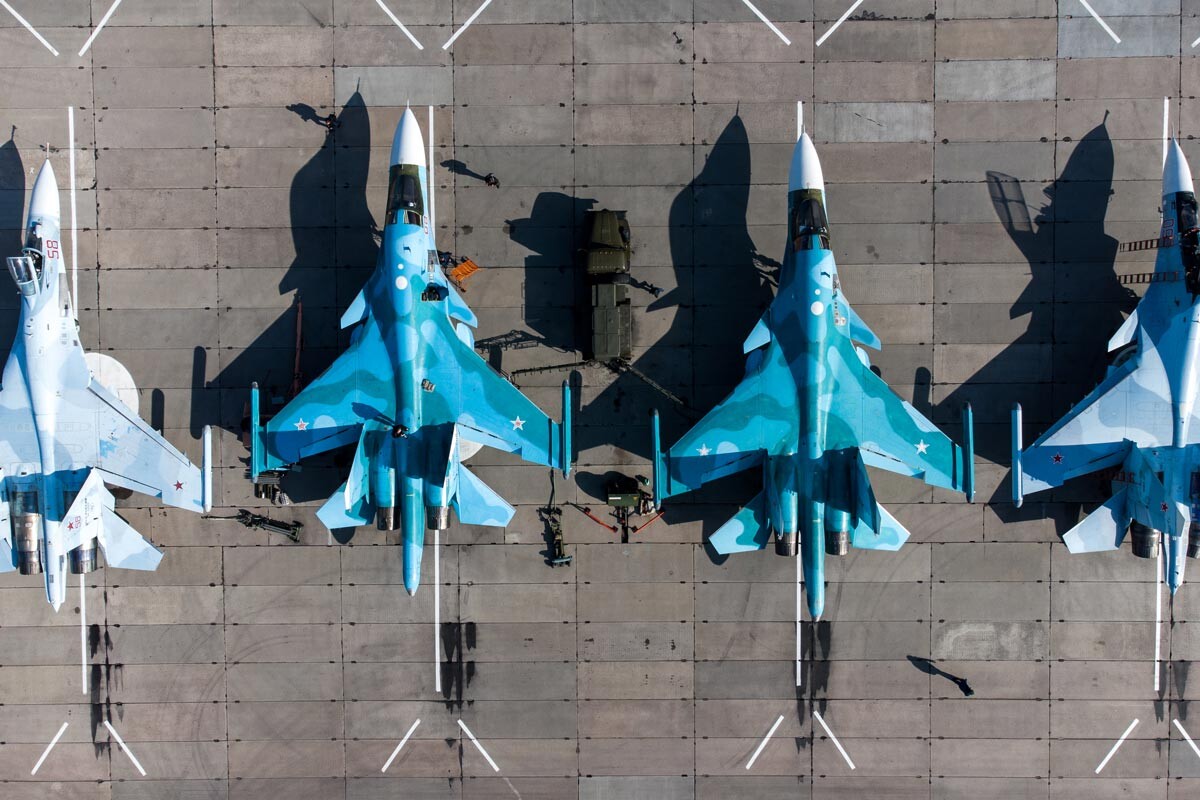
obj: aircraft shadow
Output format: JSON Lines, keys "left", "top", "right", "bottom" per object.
{"left": 0, "top": 132, "right": 24, "bottom": 353}
{"left": 932, "top": 116, "right": 1136, "bottom": 527}
{"left": 208, "top": 91, "right": 378, "bottom": 505}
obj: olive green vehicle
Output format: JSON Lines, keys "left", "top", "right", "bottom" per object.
{"left": 584, "top": 209, "right": 635, "bottom": 362}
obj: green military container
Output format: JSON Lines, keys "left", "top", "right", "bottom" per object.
{"left": 584, "top": 210, "right": 633, "bottom": 361}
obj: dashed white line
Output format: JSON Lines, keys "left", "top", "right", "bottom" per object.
{"left": 79, "top": 572, "right": 87, "bottom": 694}
{"left": 77, "top": 0, "right": 125, "bottom": 57}
{"left": 1175, "top": 719, "right": 1200, "bottom": 761}
{"left": 442, "top": 0, "right": 495, "bottom": 50}
{"left": 745, "top": 715, "right": 784, "bottom": 769}
{"left": 457, "top": 719, "right": 500, "bottom": 772}
{"left": 1077, "top": 0, "right": 1121, "bottom": 44}
{"left": 814, "top": 711, "right": 855, "bottom": 770}
{"left": 30, "top": 722, "right": 68, "bottom": 775}
{"left": 739, "top": 0, "right": 791, "bottom": 46}
{"left": 816, "top": 0, "right": 865, "bottom": 48}
{"left": 381, "top": 718, "right": 421, "bottom": 772}
{"left": 103, "top": 720, "right": 147, "bottom": 777}
{"left": 374, "top": 0, "right": 424, "bottom": 50}
{"left": 0, "top": 1, "right": 59, "bottom": 57}
{"left": 1095, "top": 718, "right": 1139, "bottom": 774}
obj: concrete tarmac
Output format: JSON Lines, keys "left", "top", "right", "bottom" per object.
{"left": 0, "top": 2, "right": 1197, "bottom": 798}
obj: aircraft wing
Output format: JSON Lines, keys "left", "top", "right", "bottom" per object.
{"left": 265, "top": 318, "right": 395, "bottom": 464}
{"left": 81, "top": 383, "right": 207, "bottom": 512}
{"left": 661, "top": 344, "right": 798, "bottom": 497}
{"left": 826, "top": 338, "right": 968, "bottom": 492}
{"left": 1015, "top": 347, "right": 1176, "bottom": 495}
{"left": 423, "top": 313, "right": 565, "bottom": 469}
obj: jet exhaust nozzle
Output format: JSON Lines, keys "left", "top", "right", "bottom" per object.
{"left": 1188, "top": 522, "right": 1200, "bottom": 560}
{"left": 1129, "top": 521, "right": 1161, "bottom": 559}
{"left": 824, "top": 529, "right": 849, "bottom": 557}
{"left": 376, "top": 506, "right": 398, "bottom": 531}
{"left": 14, "top": 512, "right": 42, "bottom": 575}
{"left": 69, "top": 545, "right": 97, "bottom": 574}
{"left": 775, "top": 530, "right": 798, "bottom": 557}
{"left": 426, "top": 505, "right": 450, "bottom": 530}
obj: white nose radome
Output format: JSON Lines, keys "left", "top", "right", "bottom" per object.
{"left": 390, "top": 107, "right": 426, "bottom": 168}
{"left": 788, "top": 132, "right": 824, "bottom": 194}
{"left": 28, "top": 159, "right": 60, "bottom": 225}
{"left": 1164, "top": 139, "right": 1194, "bottom": 197}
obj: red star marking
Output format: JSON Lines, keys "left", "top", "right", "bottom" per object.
{"left": 174, "top": 481, "right": 184, "bottom": 491}
{"left": 1162, "top": 502, "right": 1170, "bottom": 512}
{"left": 1052, "top": 453, "right": 1063, "bottom": 464}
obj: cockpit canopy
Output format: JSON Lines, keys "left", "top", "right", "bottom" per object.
{"left": 789, "top": 189, "right": 830, "bottom": 251}
{"left": 6, "top": 256, "right": 39, "bottom": 296}
{"left": 386, "top": 164, "right": 424, "bottom": 226}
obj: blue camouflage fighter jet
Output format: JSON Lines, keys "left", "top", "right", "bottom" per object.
{"left": 651, "top": 114, "right": 974, "bottom": 620}
{"left": 250, "top": 108, "right": 571, "bottom": 594}
{"left": 0, "top": 158, "right": 212, "bottom": 610}
{"left": 1013, "top": 129, "right": 1200, "bottom": 595}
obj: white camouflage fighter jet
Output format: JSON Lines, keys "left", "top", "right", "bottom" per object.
{"left": 0, "top": 158, "right": 211, "bottom": 609}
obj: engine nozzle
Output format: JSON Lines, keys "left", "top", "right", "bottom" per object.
{"left": 1130, "top": 521, "right": 1161, "bottom": 559}
{"left": 775, "top": 530, "right": 798, "bottom": 557}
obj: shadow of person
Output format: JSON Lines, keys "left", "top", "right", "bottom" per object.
{"left": 933, "top": 115, "right": 1135, "bottom": 522}
{"left": 210, "top": 93, "right": 376, "bottom": 505}
{"left": 441, "top": 158, "right": 489, "bottom": 185}
{"left": 907, "top": 655, "right": 975, "bottom": 697}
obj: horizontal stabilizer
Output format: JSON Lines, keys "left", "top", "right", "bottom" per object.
{"left": 98, "top": 506, "right": 163, "bottom": 571}
{"left": 454, "top": 465, "right": 515, "bottom": 527}
{"left": 850, "top": 501, "right": 911, "bottom": 551}
{"left": 340, "top": 289, "right": 369, "bottom": 329}
{"left": 1063, "top": 487, "right": 1131, "bottom": 553}
{"left": 743, "top": 314, "right": 771, "bottom": 353}
{"left": 317, "top": 481, "right": 375, "bottom": 530}
{"left": 709, "top": 491, "right": 770, "bottom": 554}
{"left": 62, "top": 469, "right": 107, "bottom": 552}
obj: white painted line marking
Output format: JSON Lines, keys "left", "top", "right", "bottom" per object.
{"left": 740, "top": 0, "right": 791, "bottom": 46}
{"left": 442, "top": 0, "right": 495, "bottom": 50}
{"left": 68, "top": 105, "right": 78, "bottom": 321}
{"left": 434, "top": 526, "right": 441, "bottom": 694}
{"left": 1192, "top": 33, "right": 1200, "bottom": 49}
{"left": 1095, "top": 718, "right": 1138, "bottom": 774}
{"left": 381, "top": 718, "right": 421, "bottom": 772}
{"left": 814, "top": 711, "right": 855, "bottom": 770}
{"left": 0, "top": 1, "right": 59, "bottom": 57}
{"left": 816, "top": 0, "right": 865, "bottom": 48}
{"left": 1163, "top": 96, "right": 1170, "bottom": 168}
{"left": 79, "top": 572, "right": 87, "bottom": 694}
{"left": 374, "top": 0, "right": 424, "bottom": 50}
{"left": 457, "top": 719, "right": 500, "bottom": 772}
{"left": 745, "top": 715, "right": 784, "bottom": 769}
{"left": 795, "top": 550, "right": 802, "bottom": 687}
{"left": 30, "top": 722, "right": 68, "bottom": 775}
{"left": 797, "top": 100, "right": 804, "bottom": 140}
{"left": 1175, "top": 719, "right": 1200, "bottom": 761}
{"left": 1154, "top": 546, "right": 1162, "bottom": 692}
{"left": 1077, "top": 0, "right": 1120, "bottom": 44}
{"left": 103, "top": 720, "right": 147, "bottom": 777}
{"left": 77, "top": 0, "right": 124, "bottom": 57}
{"left": 428, "top": 105, "right": 436, "bottom": 245}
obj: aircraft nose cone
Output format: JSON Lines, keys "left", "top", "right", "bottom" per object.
{"left": 391, "top": 107, "right": 426, "bottom": 168}
{"left": 406, "top": 587, "right": 417, "bottom": 597}
{"left": 1164, "top": 139, "right": 1194, "bottom": 196}
{"left": 28, "top": 159, "right": 60, "bottom": 225}
{"left": 788, "top": 132, "right": 825, "bottom": 194}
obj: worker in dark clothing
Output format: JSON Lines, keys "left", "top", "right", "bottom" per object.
{"left": 483, "top": 173, "right": 500, "bottom": 188}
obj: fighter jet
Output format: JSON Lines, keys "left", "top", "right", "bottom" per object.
{"left": 0, "top": 158, "right": 212, "bottom": 609}
{"left": 249, "top": 108, "right": 571, "bottom": 594}
{"left": 650, "top": 113, "right": 974, "bottom": 620}
{"left": 1012, "top": 131, "right": 1200, "bottom": 595}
